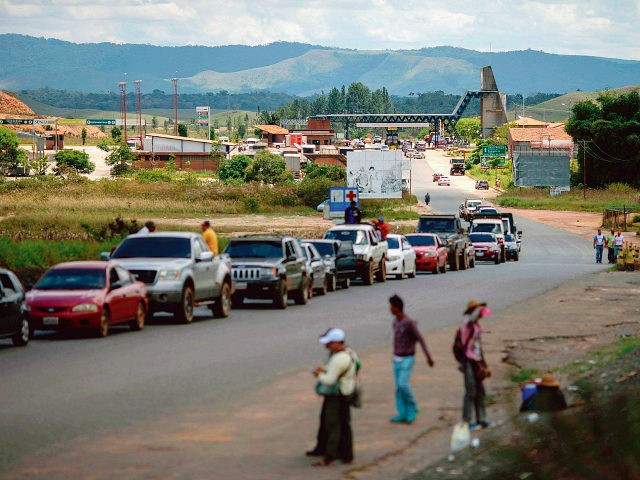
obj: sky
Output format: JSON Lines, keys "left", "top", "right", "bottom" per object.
{"left": 1, "top": 0, "right": 639, "bottom": 60}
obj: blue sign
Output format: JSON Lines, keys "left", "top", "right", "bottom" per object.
{"left": 329, "top": 187, "right": 359, "bottom": 213}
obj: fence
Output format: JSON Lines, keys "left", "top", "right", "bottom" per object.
{"left": 602, "top": 206, "right": 634, "bottom": 230}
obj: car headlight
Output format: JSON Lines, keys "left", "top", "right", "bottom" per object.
{"left": 388, "top": 255, "right": 401, "bottom": 262}
{"left": 262, "top": 267, "right": 278, "bottom": 278}
{"left": 72, "top": 303, "right": 99, "bottom": 312}
{"left": 424, "top": 252, "right": 435, "bottom": 257}
{"left": 158, "top": 269, "right": 180, "bottom": 281}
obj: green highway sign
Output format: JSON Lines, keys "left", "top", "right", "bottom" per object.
{"left": 86, "top": 119, "right": 116, "bottom": 126}
{"left": 482, "top": 145, "right": 507, "bottom": 156}
{"left": 0, "top": 119, "right": 33, "bottom": 125}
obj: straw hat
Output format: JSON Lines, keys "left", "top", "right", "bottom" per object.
{"left": 539, "top": 374, "right": 560, "bottom": 387}
{"left": 465, "top": 299, "right": 487, "bottom": 314}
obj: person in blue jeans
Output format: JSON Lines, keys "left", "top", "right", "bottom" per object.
{"left": 593, "top": 228, "right": 606, "bottom": 263}
{"left": 389, "top": 294, "right": 435, "bottom": 424}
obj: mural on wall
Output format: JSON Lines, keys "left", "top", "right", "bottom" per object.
{"left": 346, "top": 150, "right": 403, "bottom": 199}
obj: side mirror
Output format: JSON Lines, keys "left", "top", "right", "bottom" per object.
{"left": 198, "top": 251, "right": 214, "bottom": 262}
{"left": 100, "top": 252, "right": 111, "bottom": 261}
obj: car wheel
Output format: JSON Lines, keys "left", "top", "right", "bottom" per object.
{"left": 273, "top": 280, "right": 288, "bottom": 309}
{"left": 293, "top": 275, "right": 309, "bottom": 305}
{"left": 407, "top": 261, "right": 416, "bottom": 278}
{"left": 98, "top": 307, "right": 110, "bottom": 338}
{"left": 175, "top": 285, "right": 195, "bottom": 324}
{"left": 363, "top": 261, "right": 374, "bottom": 285}
{"left": 398, "top": 263, "right": 405, "bottom": 280}
{"left": 212, "top": 281, "right": 232, "bottom": 318}
{"left": 495, "top": 255, "right": 501, "bottom": 265}
{"left": 460, "top": 250, "right": 468, "bottom": 270}
{"left": 450, "top": 249, "right": 460, "bottom": 271}
{"left": 12, "top": 317, "right": 30, "bottom": 346}
{"left": 341, "top": 277, "right": 351, "bottom": 289}
{"left": 317, "top": 275, "right": 328, "bottom": 296}
{"left": 440, "top": 259, "right": 447, "bottom": 273}
{"left": 376, "top": 258, "right": 387, "bottom": 282}
{"left": 327, "top": 273, "right": 337, "bottom": 292}
{"left": 129, "top": 301, "right": 146, "bottom": 331}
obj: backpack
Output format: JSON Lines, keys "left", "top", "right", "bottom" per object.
{"left": 452, "top": 325, "right": 473, "bottom": 363}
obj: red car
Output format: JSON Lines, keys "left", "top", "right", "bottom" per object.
{"left": 25, "top": 261, "right": 148, "bottom": 338}
{"left": 405, "top": 233, "right": 448, "bottom": 274}
{"left": 469, "top": 233, "right": 502, "bottom": 264}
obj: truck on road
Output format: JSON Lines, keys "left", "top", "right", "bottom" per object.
{"left": 450, "top": 158, "right": 466, "bottom": 176}
{"left": 416, "top": 214, "right": 474, "bottom": 271}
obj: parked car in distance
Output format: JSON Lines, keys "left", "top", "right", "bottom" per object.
{"left": 0, "top": 268, "right": 29, "bottom": 346}
{"left": 405, "top": 233, "right": 448, "bottom": 274}
{"left": 381, "top": 144, "right": 390, "bottom": 151}
{"left": 475, "top": 179, "right": 489, "bottom": 190}
{"left": 25, "top": 261, "right": 148, "bottom": 338}
{"left": 412, "top": 151, "right": 425, "bottom": 159}
{"left": 317, "top": 199, "right": 329, "bottom": 212}
{"left": 385, "top": 234, "right": 417, "bottom": 279}
{"left": 373, "top": 135, "right": 382, "bottom": 143}
{"left": 432, "top": 172, "right": 443, "bottom": 182}
{"left": 224, "top": 235, "right": 309, "bottom": 309}
{"left": 469, "top": 233, "right": 502, "bottom": 264}
{"left": 504, "top": 233, "right": 520, "bottom": 261}
{"left": 437, "top": 175, "right": 451, "bottom": 186}
{"left": 300, "top": 242, "right": 329, "bottom": 297}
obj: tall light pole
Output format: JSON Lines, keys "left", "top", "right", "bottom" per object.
{"left": 171, "top": 77, "right": 178, "bottom": 136}
{"left": 134, "top": 80, "right": 142, "bottom": 149}
{"left": 118, "top": 81, "right": 127, "bottom": 143}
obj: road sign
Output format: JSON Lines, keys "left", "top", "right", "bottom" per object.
{"left": 329, "top": 187, "right": 359, "bottom": 213}
{"left": 33, "top": 118, "right": 57, "bottom": 126}
{"left": 0, "top": 119, "right": 33, "bottom": 125}
{"left": 115, "top": 119, "right": 146, "bottom": 126}
{"left": 86, "top": 119, "right": 116, "bottom": 126}
{"left": 482, "top": 145, "right": 507, "bottom": 156}
{"left": 58, "top": 119, "right": 86, "bottom": 125}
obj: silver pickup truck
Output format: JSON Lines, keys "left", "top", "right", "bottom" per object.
{"left": 103, "top": 232, "right": 233, "bottom": 323}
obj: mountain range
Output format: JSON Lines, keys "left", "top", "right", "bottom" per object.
{"left": 3, "top": 34, "right": 640, "bottom": 96}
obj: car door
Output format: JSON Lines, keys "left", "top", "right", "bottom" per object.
{"left": 401, "top": 236, "right": 416, "bottom": 268}
{"left": 436, "top": 237, "right": 447, "bottom": 266}
{"left": 114, "top": 266, "right": 138, "bottom": 318}
{"left": 285, "top": 240, "right": 304, "bottom": 291}
{"left": 307, "top": 244, "right": 325, "bottom": 289}
{"left": 192, "top": 237, "right": 214, "bottom": 299}
{"left": 106, "top": 266, "right": 128, "bottom": 322}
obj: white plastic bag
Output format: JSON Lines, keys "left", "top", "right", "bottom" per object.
{"left": 450, "top": 422, "right": 471, "bottom": 453}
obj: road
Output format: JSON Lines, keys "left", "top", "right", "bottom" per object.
{"left": 0, "top": 149, "right": 605, "bottom": 476}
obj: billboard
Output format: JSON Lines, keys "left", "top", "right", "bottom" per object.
{"left": 513, "top": 154, "right": 570, "bottom": 187}
{"left": 346, "top": 150, "right": 403, "bottom": 199}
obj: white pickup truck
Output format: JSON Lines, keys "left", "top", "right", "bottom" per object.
{"left": 324, "top": 224, "right": 388, "bottom": 285}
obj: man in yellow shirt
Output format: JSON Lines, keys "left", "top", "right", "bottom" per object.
{"left": 201, "top": 220, "right": 218, "bottom": 255}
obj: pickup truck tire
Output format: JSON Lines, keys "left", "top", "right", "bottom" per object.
{"left": 129, "top": 302, "right": 146, "bottom": 331}
{"left": 460, "top": 250, "right": 469, "bottom": 270}
{"left": 98, "top": 307, "right": 110, "bottom": 338}
{"left": 175, "top": 285, "right": 195, "bottom": 324}
{"left": 375, "top": 258, "right": 387, "bottom": 283}
{"left": 327, "top": 274, "right": 337, "bottom": 292}
{"left": 450, "top": 249, "right": 460, "bottom": 271}
{"left": 494, "top": 255, "right": 501, "bottom": 265}
{"left": 292, "top": 276, "right": 309, "bottom": 305}
{"left": 272, "top": 280, "right": 288, "bottom": 309}
{"left": 363, "top": 261, "right": 375, "bottom": 285}
{"left": 211, "top": 281, "right": 232, "bottom": 318}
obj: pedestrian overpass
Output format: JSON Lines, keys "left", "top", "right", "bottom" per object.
{"left": 309, "top": 66, "right": 507, "bottom": 140}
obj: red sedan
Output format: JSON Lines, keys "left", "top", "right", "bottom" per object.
{"left": 25, "top": 261, "right": 148, "bottom": 338}
{"left": 405, "top": 234, "right": 448, "bottom": 274}
{"left": 469, "top": 233, "right": 502, "bottom": 264}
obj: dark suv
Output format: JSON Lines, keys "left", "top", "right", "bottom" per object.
{"left": 0, "top": 269, "right": 29, "bottom": 347}
{"left": 224, "top": 235, "right": 309, "bottom": 309}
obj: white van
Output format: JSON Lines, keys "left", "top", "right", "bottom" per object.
{"left": 245, "top": 138, "right": 259, "bottom": 148}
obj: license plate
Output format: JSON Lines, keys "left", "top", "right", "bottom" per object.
{"left": 477, "top": 252, "right": 484, "bottom": 256}
{"left": 43, "top": 316, "right": 59, "bottom": 325}
{"left": 235, "top": 282, "right": 247, "bottom": 290}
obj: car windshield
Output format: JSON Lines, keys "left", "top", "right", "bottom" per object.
{"left": 225, "top": 241, "right": 283, "bottom": 258}
{"left": 325, "top": 230, "right": 367, "bottom": 245}
{"left": 505, "top": 234, "right": 516, "bottom": 242}
{"left": 35, "top": 268, "right": 106, "bottom": 290}
{"left": 478, "top": 208, "right": 498, "bottom": 214}
{"left": 468, "top": 201, "right": 482, "bottom": 208}
{"left": 112, "top": 237, "right": 191, "bottom": 259}
{"left": 310, "top": 242, "right": 335, "bottom": 257}
{"left": 386, "top": 237, "right": 400, "bottom": 249}
{"left": 405, "top": 235, "right": 436, "bottom": 246}
{"left": 469, "top": 233, "right": 497, "bottom": 243}
{"left": 417, "top": 218, "right": 455, "bottom": 233}
{"left": 472, "top": 223, "right": 501, "bottom": 234}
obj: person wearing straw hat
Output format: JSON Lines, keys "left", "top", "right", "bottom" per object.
{"left": 519, "top": 373, "right": 568, "bottom": 412}
{"left": 460, "top": 299, "right": 491, "bottom": 430}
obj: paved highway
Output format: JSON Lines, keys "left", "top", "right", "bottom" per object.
{"left": 0, "top": 150, "right": 605, "bottom": 473}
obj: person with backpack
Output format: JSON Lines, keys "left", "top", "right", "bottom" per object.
{"left": 307, "top": 328, "right": 359, "bottom": 466}
{"left": 389, "top": 294, "right": 434, "bottom": 424}
{"left": 455, "top": 299, "right": 491, "bottom": 430}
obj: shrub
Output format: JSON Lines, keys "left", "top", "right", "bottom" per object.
{"left": 54, "top": 149, "right": 95, "bottom": 175}
{"left": 218, "top": 155, "right": 251, "bottom": 184}
{"left": 243, "top": 197, "right": 260, "bottom": 212}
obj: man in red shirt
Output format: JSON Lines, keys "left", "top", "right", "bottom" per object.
{"left": 377, "top": 216, "right": 390, "bottom": 240}
{"left": 389, "top": 294, "right": 434, "bottom": 424}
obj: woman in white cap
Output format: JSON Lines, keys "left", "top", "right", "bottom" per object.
{"left": 308, "top": 327, "right": 359, "bottom": 466}
{"left": 460, "top": 299, "right": 491, "bottom": 430}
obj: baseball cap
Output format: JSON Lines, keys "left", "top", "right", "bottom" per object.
{"left": 319, "top": 327, "right": 345, "bottom": 344}
{"left": 378, "top": 216, "right": 384, "bottom": 222}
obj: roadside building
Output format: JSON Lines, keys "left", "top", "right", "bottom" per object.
{"left": 253, "top": 124, "right": 289, "bottom": 147}
{"left": 291, "top": 119, "right": 335, "bottom": 151}
{"left": 137, "top": 133, "right": 225, "bottom": 171}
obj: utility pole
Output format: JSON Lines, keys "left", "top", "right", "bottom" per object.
{"left": 119, "top": 81, "right": 127, "bottom": 143}
{"left": 578, "top": 140, "right": 591, "bottom": 200}
{"left": 171, "top": 77, "right": 178, "bottom": 136}
{"left": 134, "top": 80, "right": 142, "bottom": 149}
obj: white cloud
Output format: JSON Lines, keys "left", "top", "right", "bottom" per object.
{"left": 0, "top": 0, "right": 638, "bottom": 59}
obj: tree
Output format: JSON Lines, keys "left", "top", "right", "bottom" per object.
{"left": 565, "top": 91, "right": 640, "bottom": 187}
{"left": 110, "top": 126, "right": 121, "bottom": 141}
{"left": 455, "top": 118, "right": 481, "bottom": 143}
{"left": 53, "top": 149, "right": 95, "bottom": 175}
{"left": 81, "top": 127, "right": 87, "bottom": 145}
{"left": 245, "top": 150, "right": 292, "bottom": 184}
{"left": 218, "top": 154, "right": 252, "bottom": 183}
{"left": 105, "top": 144, "right": 136, "bottom": 176}
{"left": 151, "top": 116, "right": 158, "bottom": 129}
{"left": 237, "top": 122, "right": 247, "bottom": 139}
{"left": 302, "top": 163, "right": 346, "bottom": 181}
{"left": 346, "top": 82, "right": 371, "bottom": 113}
{"left": 178, "top": 123, "right": 188, "bottom": 137}
{"left": 0, "top": 126, "right": 28, "bottom": 174}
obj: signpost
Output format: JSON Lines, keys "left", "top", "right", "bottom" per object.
{"left": 86, "top": 119, "right": 116, "bottom": 126}
{"left": 196, "top": 106, "right": 210, "bottom": 140}
{"left": 0, "top": 119, "right": 33, "bottom": 125}
{"left": 482, "top": 145, "right": 507, "bottom": 156}
{"left": 328, "top": 187, "right": 359, "bottom": 219}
